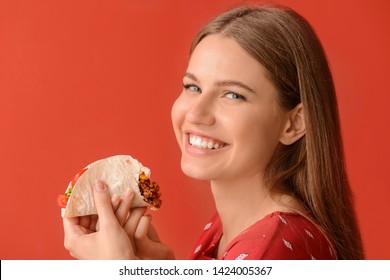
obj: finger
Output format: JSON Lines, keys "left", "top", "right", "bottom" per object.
{"left": 133, "top": 215, "right": 168, "bottom": 259}
{"left": 115, "top": 188, "right": 134, "bottom": 226}
{"left": 111, "top": 194, "right": 120, "bottom": 212}
{"left": 63, "top": 217, "right": 96, "bottom": 260}
{"left": 134, "top": 215, "right": 152, "bottom": 240}
{"left": 134, "top": 215, "right": 160, "bottom": 242}
{"left": 93, "top": 181, "right": 117, "bottom": 228}
{"left": 123, "top": 207, "right": 146, "bottom": 236}
{"left": 95, "top": 220, "right": 100, "bottom": 232}
{"left": 63, "top": 216, "right": 79, "bottom": 232}
{"left": 145, "top": 219, "right": 161, "bottom": 242}
{"left": 63, "top": 217, "right": 81, "bottom": 251}
{"left": 63, "top": 217, "right": 93, "bottom": 235}
{"left": 89, "top": 215, "right": 98, "bottom": 231}
{"left": 123, "top": 207, "right": 145, "bottom": 256}
{"left": 79, "top": 215, "right": 91, "bottom": 229}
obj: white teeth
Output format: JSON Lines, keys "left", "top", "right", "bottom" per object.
{"left": 195, "top": 137, "right": 202, "bottom": 146}
{"left": 189, "top": 135, "right": 225, "bottom": 150}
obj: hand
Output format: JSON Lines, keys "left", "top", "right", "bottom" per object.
{"left": 132, "top": 215, "right": 175, "bottom": 260}
{"left": 63, "top": 181, "right": 136, "bottom": 259}
{"left": 118, "top": 203, "right": 175, "bottom": 260}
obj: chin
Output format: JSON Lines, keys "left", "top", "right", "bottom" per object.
{"left": 180, "top": 160, "right": 214, "bottom": 181}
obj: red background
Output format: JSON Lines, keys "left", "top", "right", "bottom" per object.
{"left": 0, "top": 0, "right": 389, "bottom": 259}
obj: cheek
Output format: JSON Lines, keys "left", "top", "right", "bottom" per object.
{"left": 171, "top": 96, "right": 186, "bottom": 139}
{"left": 231, "top": 112, "right": 283, "bottom": 154}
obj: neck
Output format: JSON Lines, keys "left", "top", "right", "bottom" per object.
{"left": 210, "top": 175, "right": 298, "bottom": 257}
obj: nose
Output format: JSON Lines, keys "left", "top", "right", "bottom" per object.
{"left": 185, "top": 94, "right": 216, "bottom": 126}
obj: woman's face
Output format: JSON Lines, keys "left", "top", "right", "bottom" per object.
{"left": 171, "top": 34, "right": 289, "bottom": 182}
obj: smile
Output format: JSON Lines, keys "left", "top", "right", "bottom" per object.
{"left": 189, "top": 134, "right": 226, "bottom": 150}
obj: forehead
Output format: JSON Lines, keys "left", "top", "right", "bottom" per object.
{"left": 187, "top": 35, "right": 271, "bottom": 89}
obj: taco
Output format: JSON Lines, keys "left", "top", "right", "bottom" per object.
{"left": 57, "top": 155, "right": 162, "bottom": 217}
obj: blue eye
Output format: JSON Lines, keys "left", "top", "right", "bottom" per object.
{"left": 225, "top": 92, "right": 246, "bottom": 100}
{"left": 183, "top": 84, "right": 201, "bottom": 93}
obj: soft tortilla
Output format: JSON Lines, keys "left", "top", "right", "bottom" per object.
{"left": 62, "top": 155, "right": 150, "bottom": 217}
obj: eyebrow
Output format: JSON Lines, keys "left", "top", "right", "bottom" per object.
{"left": 184, "top": 72, "right": 256, "bottom": 94}
{"left": 184, "top": 72, "right": 200, "bottom": 83}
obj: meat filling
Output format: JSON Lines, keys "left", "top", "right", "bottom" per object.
{"left": 138, "top": 172, "right": 162, "bottom": 209}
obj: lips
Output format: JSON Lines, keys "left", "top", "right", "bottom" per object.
{"left": 188, "top": 134, "right": 226, "bottom": 150}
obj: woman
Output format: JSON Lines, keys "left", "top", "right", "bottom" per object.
{"left": 63, "top": 5, "right": 364, "bottom": 260}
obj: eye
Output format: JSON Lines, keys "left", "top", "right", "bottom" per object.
{"left": 183, "top": 84, "right": 202, "bottom": 93}
{"left": 224, "top": 92, "right": 246, "bottom": 100}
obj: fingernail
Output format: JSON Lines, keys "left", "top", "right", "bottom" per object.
{"left": 95, "top": 181, "right": 105, "bottom": 192}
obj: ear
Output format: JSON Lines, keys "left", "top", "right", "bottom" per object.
{"left": 280, "top": 103, "right": 306, "bottom": 145}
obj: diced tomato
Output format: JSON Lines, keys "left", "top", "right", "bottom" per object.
{"left": 57, "top": 194, "right": 69, "bottom": 208}
{"left": 57, "top": 167, "right": 88, "bottom": 209}
{"left": 71, "top": 167, "right": 88, "bottom": 187}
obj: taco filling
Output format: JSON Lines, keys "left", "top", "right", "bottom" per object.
{"left": 138, "top": 172, "right": 162, "bottom": 210}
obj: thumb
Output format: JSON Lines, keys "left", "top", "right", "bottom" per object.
{"left": 93, "top": 181, "right": 116, "bottom": 227}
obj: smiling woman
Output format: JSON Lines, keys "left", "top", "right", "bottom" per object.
{"left": 61, "top": 4, "right": 364, "bottom": 260}
{"left": 177, "top": 5, "right": 364, "bottom": 260}
{"left": 175, "top": 5, "right": 364, "bottom": 260}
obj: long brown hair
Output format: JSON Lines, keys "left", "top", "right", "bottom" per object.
{"left": 190, "top": 5, "right": 364, "bottom": 259}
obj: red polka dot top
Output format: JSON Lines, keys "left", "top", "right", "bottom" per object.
{"left": 188, "top": 211, "right": 337, "bottom": 260}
